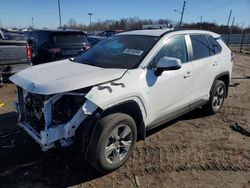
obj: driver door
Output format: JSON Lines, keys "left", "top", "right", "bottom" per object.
{"left": 146, "top": 35, "right": 195, "bottom": 127}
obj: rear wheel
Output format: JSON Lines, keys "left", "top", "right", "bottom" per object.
{"left": 203, "top": 80, "right": 226, "bottom": 115}
{"left": 87, "top": 113, "right": 137, "bottom": 173}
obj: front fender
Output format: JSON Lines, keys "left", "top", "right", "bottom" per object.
{"left": 85, "top": 85, "right": 147, "bottom": 122}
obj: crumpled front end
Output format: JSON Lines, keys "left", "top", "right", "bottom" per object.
{"left": 14, "top": 86, "right": 98, "bottom": 151}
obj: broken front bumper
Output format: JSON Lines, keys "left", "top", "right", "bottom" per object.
{"left": 14, "top": 99, "right": 97, "bottom": 151}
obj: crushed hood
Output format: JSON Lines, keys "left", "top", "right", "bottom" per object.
{"left": 9, "top": 59, "right": 127, "bottom": 95}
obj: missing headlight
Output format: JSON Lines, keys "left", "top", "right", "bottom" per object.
{"left": 52, "top": 94, "right": 86, "bottom": 125}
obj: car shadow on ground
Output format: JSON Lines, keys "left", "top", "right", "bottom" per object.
{"left": 0, "top": 111, "right": 104, "bottom": 187}
{"left": 0, "top": 109, "right": 207, "bottom": 187}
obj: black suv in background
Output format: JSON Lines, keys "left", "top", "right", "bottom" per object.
{"left": 24, "top": 30, "right": 89, "bottom": 65}
{"left": 98, "top": 30, "right": 124, "bottom": 37}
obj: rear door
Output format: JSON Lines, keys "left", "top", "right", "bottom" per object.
{"left": 206, "top": 34, "right": 223, "bottom": 75}
{"left": 189, "top": 34, "right": 220, "bottom": 101}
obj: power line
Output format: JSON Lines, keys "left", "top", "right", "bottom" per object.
{"left": 186, "top": 0, "right": 240, "bottom": 14}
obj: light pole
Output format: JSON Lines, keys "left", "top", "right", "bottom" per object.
{"left": 31, "top": 17, "right": 34, "bottom": 29}
{"left": 88, "top": 13, "right": 93, "bottom": 32}
{"left": 58, "top": 0, "right": 62, "bottom": 28}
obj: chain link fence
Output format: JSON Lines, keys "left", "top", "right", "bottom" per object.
{"left": 221, "top": 33, "right": 250, "bottom": 54}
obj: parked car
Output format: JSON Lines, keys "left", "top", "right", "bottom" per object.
{"left": 10, "top": 29, "right": 233, "bottom": 173}
{"left": 87, "top": 36, "right": 106, "bottom": 47}
{"left": 98, "top": 30, "right": 124, "bottom": 37}
{"left": 0, "top": 35, "right": 31, "bottom": 82}
{"left": 0, "top": 29, "right": 5, "bottom": 39}
{"left": 24, "top": 29, "right": 89, "bottom": 65}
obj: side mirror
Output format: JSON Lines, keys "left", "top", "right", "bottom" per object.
{"left": 155, "top": 57, "right": 182, "bottom": 76}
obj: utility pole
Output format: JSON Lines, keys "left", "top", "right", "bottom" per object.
{"left": 241, "top": 21, "right": 244, "bottom": 33}
{"left": 88, "top": 13, "right": 93, "bottom": 32}
{"left": 227, "top": 16, "right": 235, "bottom": 44}
{"left": 231, "top": 16, "right": 235, "bottom": 27}
{"left": 226, "top": 9, "right": 232, "bottom": 27}
{"left": 58, "top": 0, "right": 62, "bottom": 28}
{"left": 31, "top": 17, "right": 34, "bottom": 29}
{"left": 199, "top": 16, "right": 203, "bottom": 29}
{"left": 180, "top": 0, "right": 186, "bottom": 28}
{"left": 0, "top": 19, "right": 2, "bottom": 28}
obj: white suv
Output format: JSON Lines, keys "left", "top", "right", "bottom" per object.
{"left": 10, "top": 29, "right": 233, "bottom": 173}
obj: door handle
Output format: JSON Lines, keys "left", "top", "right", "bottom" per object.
{"left": 213, "top": 61, "right": 219, "bottom": 66}
{"left": 184, "top": 71, "right": 192, "bottom": 78}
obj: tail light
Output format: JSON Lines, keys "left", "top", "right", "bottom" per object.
{"left": 26, "top": 44, "right": 32, "bottom": 61}
{"left": 231, "top": 52, "right": 235, "bottom": 62}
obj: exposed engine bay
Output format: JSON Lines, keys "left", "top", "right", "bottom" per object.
{"left": 15, "top": 86, "right": 97, "bottom": 151}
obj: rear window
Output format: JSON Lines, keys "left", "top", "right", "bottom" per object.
{"left": 190, "top": 34, "right": 210, "bottom": 60}
{"left": 52, "top": 32, "right": 87, "bottom": 44}
{"left": 207, "top": 35, "right": 222, "bottom": 55}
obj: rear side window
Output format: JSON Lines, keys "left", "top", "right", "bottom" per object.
{"left": 29, "top": 32, "right": 39, "bottom": 45}
{"left": 207, "top": 35, "right": 222, "bottom": 55}
{"left": 153, "top": 35, "right": 188, "bottom": 64}
{"left": 190, "top": 35, "right": 210, "bottom": 60}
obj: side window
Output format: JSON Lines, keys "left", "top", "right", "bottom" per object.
{"left": 153, "top": 35, "right": 188, "bottom": 64}
{"left": 207, "top": 35, "right": 222, "bottom": 55}
{"left": 190, "top": 35, "right": 210, "bottom": 60}
{"left": 38, "top": 32, "right": 49, "bottom": 47}
{"left": 29, "top": 32, "right": 38, "bottom": 47}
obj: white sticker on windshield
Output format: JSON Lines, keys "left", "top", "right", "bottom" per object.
{"left": 122, "top": 49, "right": 144, "bottom": 56}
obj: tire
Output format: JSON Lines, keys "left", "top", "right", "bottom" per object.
{"left": 203, "top": 80, "right": 226, "bottom": 115}
{"left": 87, "top": 113, "right": 137, "bottom": 173}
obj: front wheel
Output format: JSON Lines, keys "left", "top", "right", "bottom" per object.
{"left": 87, "top": 113, "right": 137, "bottom": 173}
{"left": 203, "top": 80, "right": 226, "bottom": 115}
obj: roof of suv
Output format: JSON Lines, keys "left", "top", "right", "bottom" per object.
{"left": 27, "top": 29, "right": 84, "bottom": 33}
{"left": 117, "top": 29, "right": 172, "bottom": 36}
{"left": 117, "top": 29, "right": 220, "bottom": 38}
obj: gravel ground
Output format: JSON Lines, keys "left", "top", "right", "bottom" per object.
{"left": 0, "top": 52, "right": 249, "bottom": 188}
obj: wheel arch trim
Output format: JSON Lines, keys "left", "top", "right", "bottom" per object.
{"left": 210, "top": 71, "right": 230, "bottom": 98}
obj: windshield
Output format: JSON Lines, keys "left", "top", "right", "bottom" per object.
{"left": 76, "top": 35, "right": 159, "bottom": 69}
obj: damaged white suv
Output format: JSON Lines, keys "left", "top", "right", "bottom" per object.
{"left": 10, "top": 29, "right": 233, "bottom": 173}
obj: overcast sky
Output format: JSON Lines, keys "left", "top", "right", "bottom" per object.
{"left": 0, "top": 0, "right": 249, "bottom": 29}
